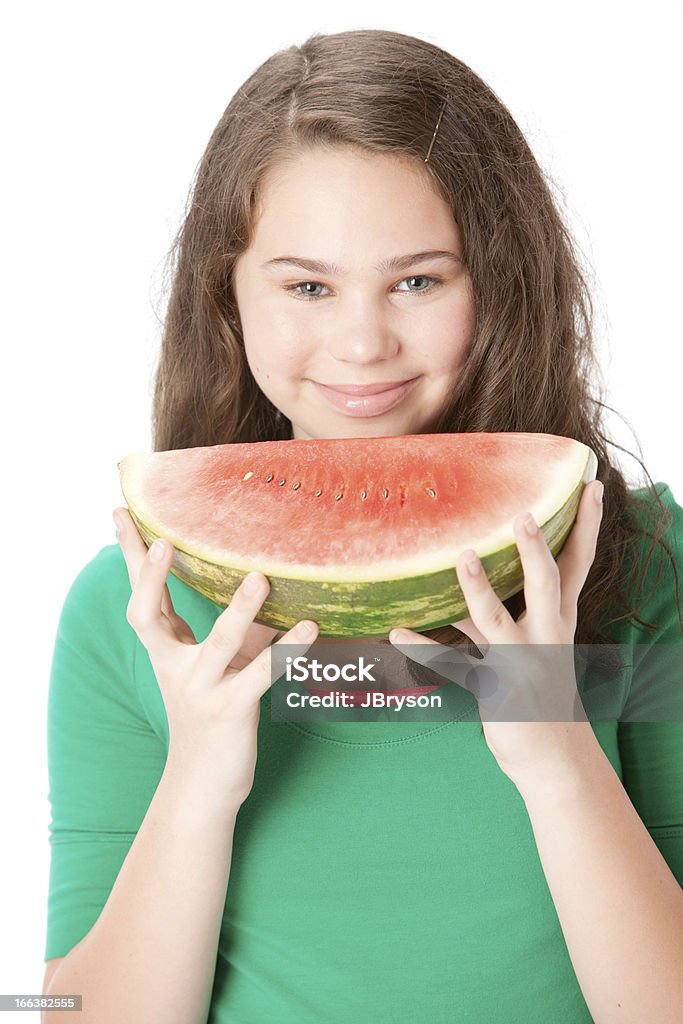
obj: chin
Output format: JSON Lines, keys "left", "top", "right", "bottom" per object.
{"left": 294, "top": 423, "right": 427, "bottom": 442}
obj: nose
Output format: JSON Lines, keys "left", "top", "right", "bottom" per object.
{"left": 324, "top": 296, "right": 401, "bottom": 364}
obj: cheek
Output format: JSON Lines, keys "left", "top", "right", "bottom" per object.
{"left": 415, "top": 305, "right": 475, "bottom": 371}
{"left": 265, "top": 309, "right": 317, "bottom": 363}
{"left": 243, "top": 343, "right": 265, "bottom": 383}
{"left": 244, "top": 319, "right": 312, "bottom": 382}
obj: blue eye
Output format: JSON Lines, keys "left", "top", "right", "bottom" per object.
{"left": 395, "top": 275, "right": 439, "bottom": 293}
{"left": 284, "top": 275, "right": 443, "bottom": 301}
{"left": 286, "top": 281, "right": 328, "bottom": 299}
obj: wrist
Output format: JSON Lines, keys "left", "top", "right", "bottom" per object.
{"left": 161, "top": 753, "right": 245, "bottom": 823}
{"left": 507, "top": 723, "right": 606, "bottom": 804}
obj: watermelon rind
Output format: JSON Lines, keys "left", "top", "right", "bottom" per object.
{"left": 119, "top": 436, "right": 597, "bottom": 638}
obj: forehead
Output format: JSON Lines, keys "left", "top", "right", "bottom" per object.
{"left": 257, "top": 145, "right": 440, "bottom": 194}
{"left": 246, "top": 146, "right": 458, "bottom": 252}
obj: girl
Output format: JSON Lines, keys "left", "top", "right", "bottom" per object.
{"left": 42, "top": 28, "right": 683, "bottom": 1024}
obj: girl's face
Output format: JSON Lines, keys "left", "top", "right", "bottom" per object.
{"left": 233, "top": 147, "right": 476, "bottom": 440}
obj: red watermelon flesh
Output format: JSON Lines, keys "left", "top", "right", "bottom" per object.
{"left": 118, "top": 432, "right": 596, "bottom": 637}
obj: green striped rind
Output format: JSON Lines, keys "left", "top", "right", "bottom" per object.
{"left": 129, "top": 469, "right": 589, "bottom": 638}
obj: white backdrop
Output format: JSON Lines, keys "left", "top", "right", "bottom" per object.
{"left": 1, "top": 0, "right": 680, "bottom": 1012}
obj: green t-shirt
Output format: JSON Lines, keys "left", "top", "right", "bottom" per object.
{"left": 44, "top": 483, "right": 683, "bottom": 1022}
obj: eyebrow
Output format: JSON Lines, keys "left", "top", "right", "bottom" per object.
{"left": 260, "top": 250, "right": 464, "bottom": 275}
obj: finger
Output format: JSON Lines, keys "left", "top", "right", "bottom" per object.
{"left": 512, "top": 512, "right": 561, "bottom": 636}
{"left": 124, "top": 533, "right": 187, "bottom": 661}
{"left": 194, "top": 572, "right": 273, "bottom": 683}
{"left": 449, "top": 615, "right": 490, "bottom": 653}
{"left": 556, "top": 481, "right": 604, "bottom": 620}
{"left": 454, "top": 549, "right": 517, "bottom": 642}
{"left": 237, "top": 621, "right": 282, "bottom": 665}
{"left": 114, "top": 507, "right": 179, "bottom": 623}
{"left": 388, "top": 629, "right": 480, "bottom": 690}
{"left": 242, "top": 619, "right": 320, "bottom": 702}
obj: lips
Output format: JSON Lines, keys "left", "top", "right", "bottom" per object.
{"left": 311, "top": 376, "right": 421, "bottom": 417}
{"left": 313, "top": 379, "right": 417, "bottom": 396}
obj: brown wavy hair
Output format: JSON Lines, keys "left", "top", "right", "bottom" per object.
{"left": 151, "top": 28, "right": 681, "bottom": 666}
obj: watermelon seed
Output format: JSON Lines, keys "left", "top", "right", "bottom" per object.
{"left": 360, "top": 490, "right": 367, "bottom": 500}
{"left": 278, "top": 479, "right": 286, "bottom": 486}
{"left": 315, "top": 488, "right": 323, "bottom": 497}
{"left": 242, "top": 471, "right": 254, "bottom": 481}
{"left": 265, "top": 473, "right": 274, "bottom": 483}
{"left": 382, "top": 488, "right": 389, "bottom": 499}
{"left": 426, "top": 487, "right": 437, "bottom": 498}
{"left": 335, "top": 492, "right": 343, "bottom": 501}
{"left": 292, "top": 481, "right": 301, "bottom": 490}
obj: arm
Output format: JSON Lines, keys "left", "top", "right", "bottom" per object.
{"left": 44, "top": 760, "right": 240, "bottom": 1024}
{"left": 511, "top": 497, "right": 683, "bottom": 1021}
{"left": 393, "top": 482, "right": 683, "bottom": 1020}
{"left": 517, "top": 724, "right": 683, "bottom": 1024}
{"left": 44, "top": 510, "right": 316, "bottom": 1024}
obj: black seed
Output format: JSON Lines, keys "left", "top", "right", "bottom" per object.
{"left": 265, "top": 473, "right": 273, "bottom": 483}
{"left": 360, "top": 489, "right": 367, "bottom": 500}
{"left": 427, "top": 487, "right": 437, "bottom": 498}
{"left": 335, "top": 492, "right": 343, "bottom": 501}
{"left": 315, "top": 489, "right": 323, "bottom": 497}
{"left": 382, "top": 488, "right": 389, "bottom": 499}
{"left": 292, "top": 481, "right": 301, "bottom": 490}
{"left": 278, "top": 479, "right": 286, "bottom": 486}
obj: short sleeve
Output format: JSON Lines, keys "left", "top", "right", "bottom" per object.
{"left": 44, "top": 544, "right": 168, "bottom": 960}
{"left": 617, "top": 483, "right": 683, "bottom": 886}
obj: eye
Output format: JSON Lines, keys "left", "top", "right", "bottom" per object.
{"left": 394, "top": 275, "right": 442, "bottom": 294}
{"left": 283, "top": 274, "right": 443, "bottom": 301}
{"left": 284, "top": 281, "right": 330, "bottom": 300}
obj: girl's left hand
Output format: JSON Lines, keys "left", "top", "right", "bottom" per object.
{"left": 389, "top": 479, "right": 604, "bottom": 790}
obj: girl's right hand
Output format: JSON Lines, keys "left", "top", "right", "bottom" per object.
{"left": 113, "top": 507, "right": 318, "bottom": 810}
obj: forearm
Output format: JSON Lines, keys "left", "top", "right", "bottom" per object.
{"left": 518, "top": 724, "right": 683, "bottom": 1024}
{"left": 44, "top": 758, "right": 239, "bottom": 1024}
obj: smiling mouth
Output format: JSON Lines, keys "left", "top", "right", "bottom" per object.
{"left": 311, "top": 378, "right": 419, "bottom": 396}
{"left": 310, "top": 377, "right": 422, "bottom": 416}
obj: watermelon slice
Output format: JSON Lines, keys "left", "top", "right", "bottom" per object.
{"left": 117, "top": 433, "right": 597, "bottom": 637}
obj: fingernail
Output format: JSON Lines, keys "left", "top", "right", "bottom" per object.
{"left": 594, "top": 482, "right": 604, "bottom": 505}
{"left": 390, "top": 629, "right": 410, "bottom": 643}
{"left": 464, "top": 550, "right": 481, "bottom": 576}
{"left": 523, "top": 514, "right": 538, "bottom": 537}
{"left": 242, "top": 571, "right": 263, "bottom": 595}
{"left": 149, "top": 539, "right": 166, "bottom": 562}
